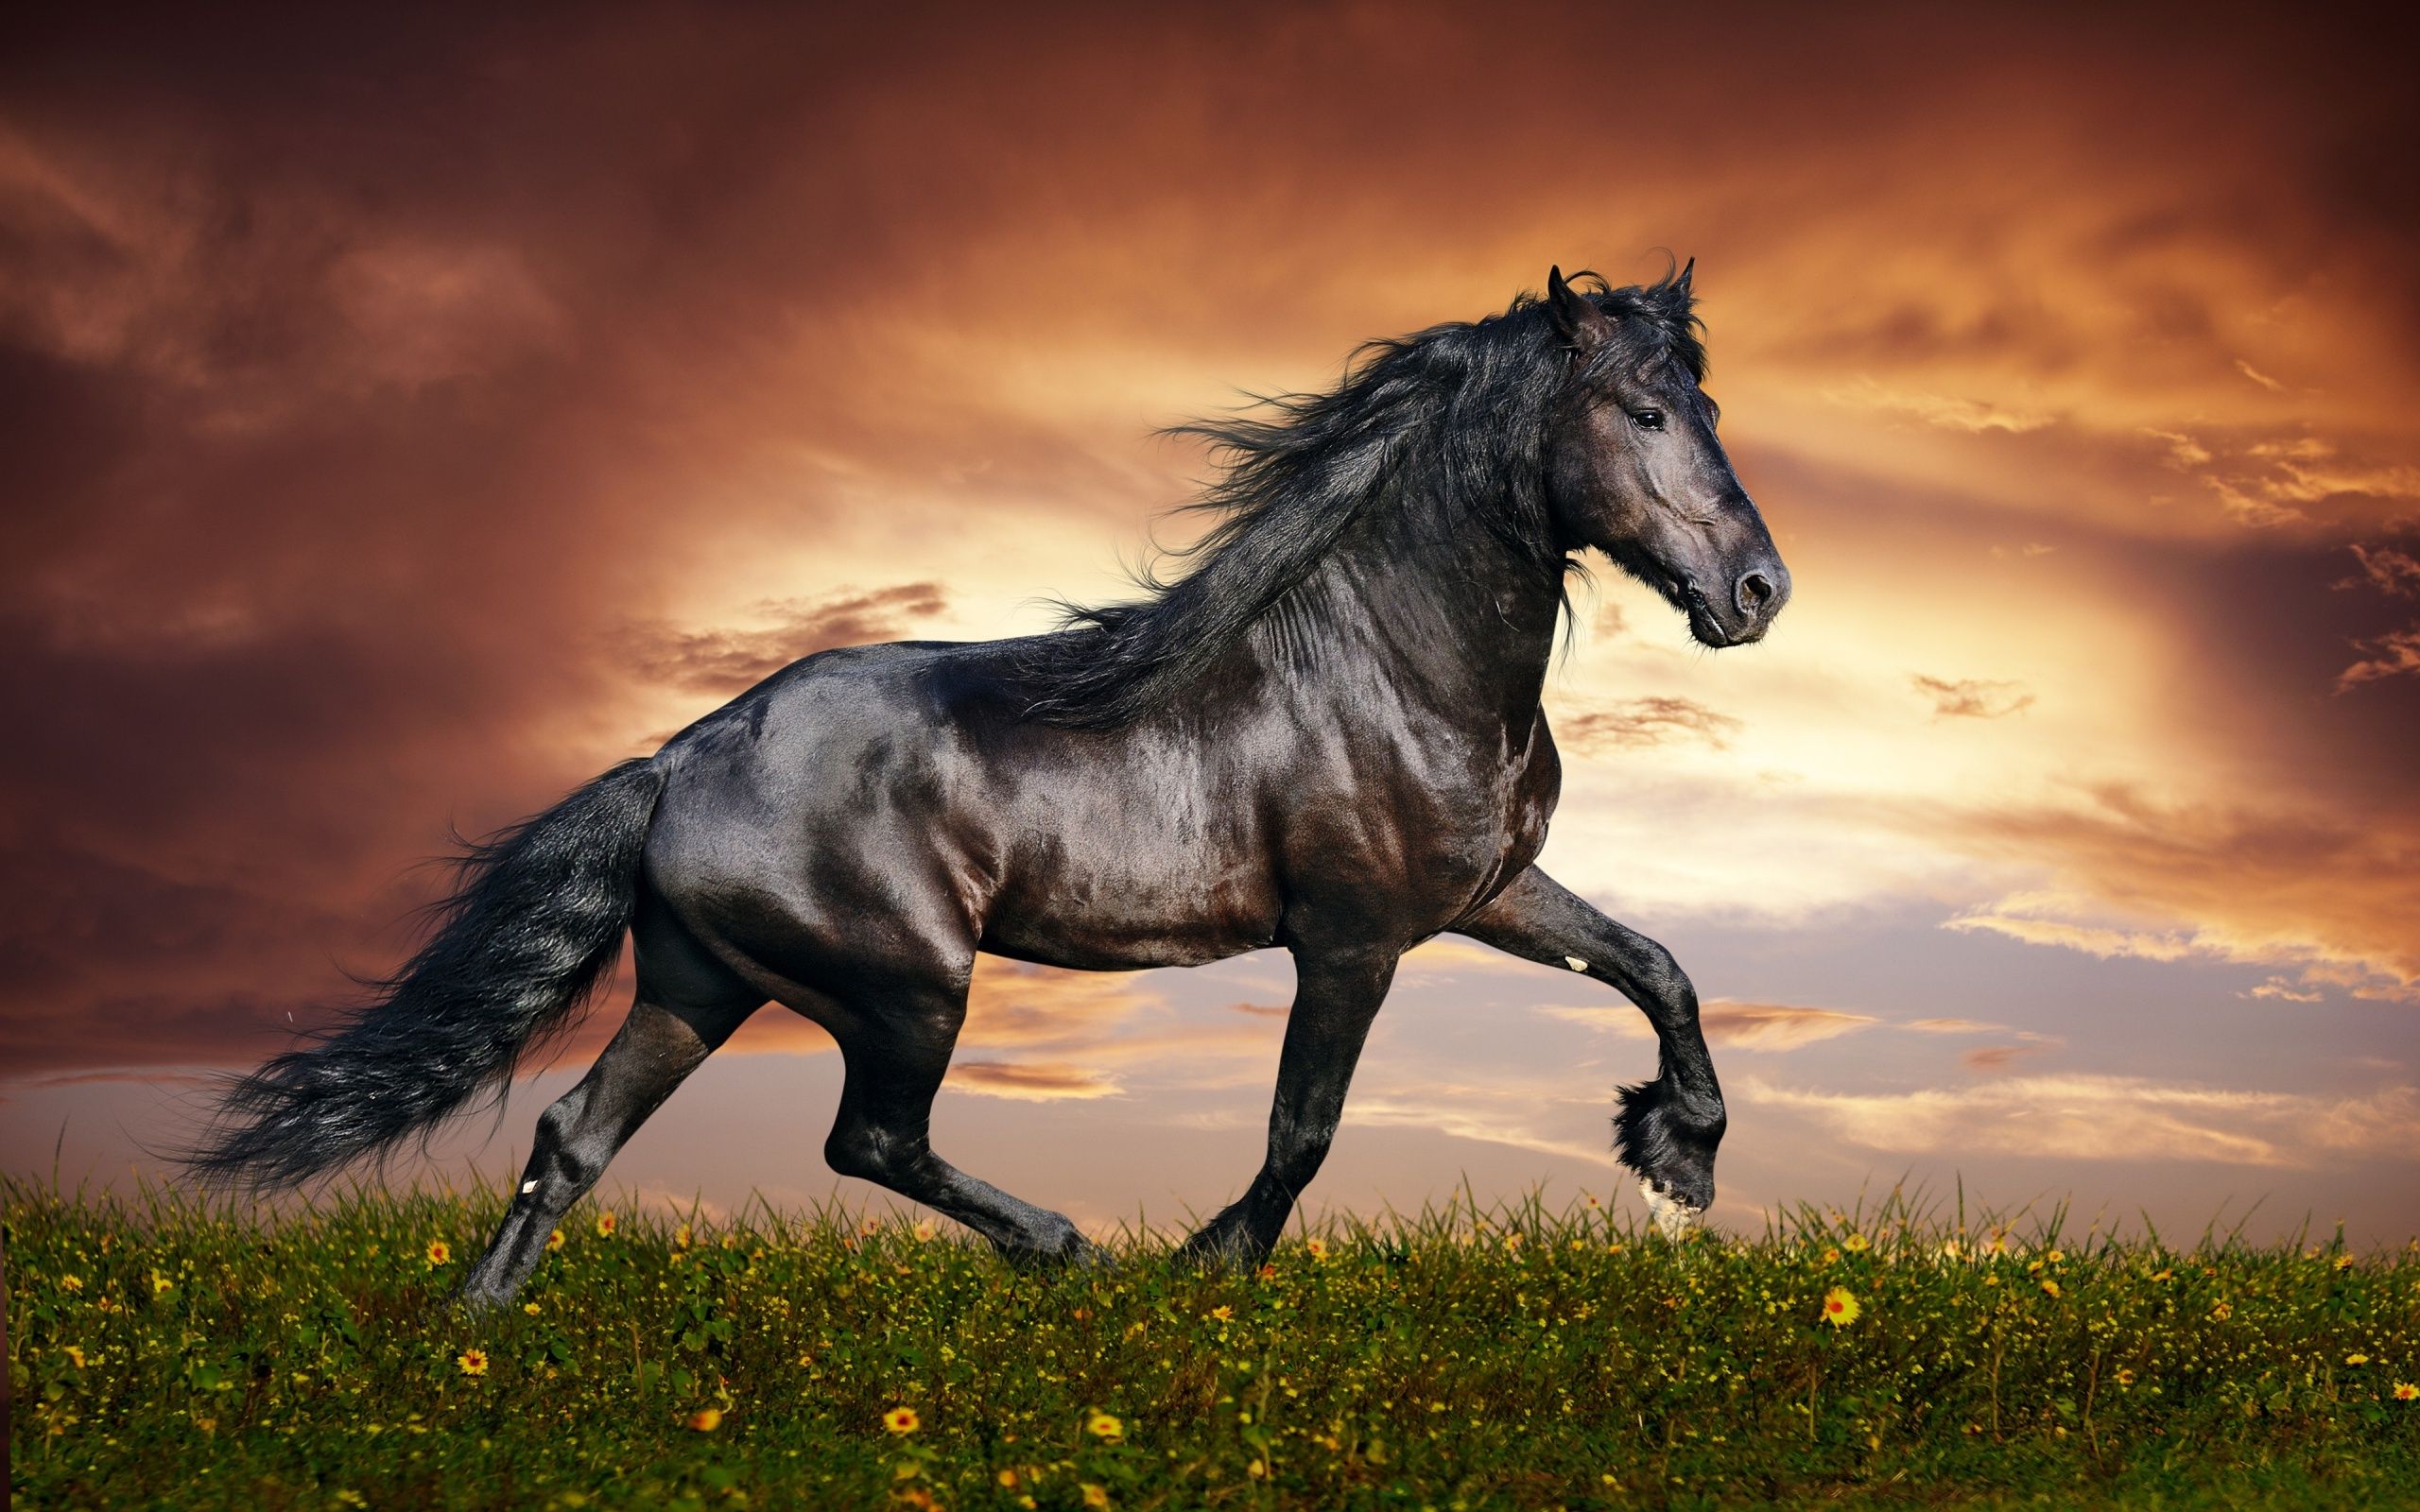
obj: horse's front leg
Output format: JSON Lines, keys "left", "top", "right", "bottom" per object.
{"left": 1456, "top": 865, "right": 1725, "bottom": 1236}
{"left": 1179, "top": 946, "right": 1400, "bottom": 1264}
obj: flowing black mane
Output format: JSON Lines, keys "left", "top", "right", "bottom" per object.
{"left": 1017, "top": 266, "right": 1706, "bottom": 729}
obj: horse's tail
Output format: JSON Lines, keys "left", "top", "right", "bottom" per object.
{"left": 182, "top": 758, "right": 670, "bottom": 1192}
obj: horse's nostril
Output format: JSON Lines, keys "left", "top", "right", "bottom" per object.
{"left": 1737, "top": 571, "right": 1774, "bottom": 614}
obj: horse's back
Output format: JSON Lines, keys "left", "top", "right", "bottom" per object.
{"left": 640, "top": 638, "right": 1287, "bottom": 981}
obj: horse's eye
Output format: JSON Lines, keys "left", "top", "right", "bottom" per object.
{"left": 1630, "top": 408, "right": 1666, "bottom": 432}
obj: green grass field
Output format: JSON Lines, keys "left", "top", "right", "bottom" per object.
{"left": 9, "top": 1174, "right": 2416, "bottom": 1510}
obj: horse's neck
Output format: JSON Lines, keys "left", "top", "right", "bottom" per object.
{"left": 1277, "top": 493, "right": 1564, "bottom": 733}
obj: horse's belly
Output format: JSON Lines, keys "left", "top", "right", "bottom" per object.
{"left": 976, "top": 834, "right": 1282, "bottom": 971}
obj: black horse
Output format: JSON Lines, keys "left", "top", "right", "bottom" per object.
{"left": 187, "top": 265, "right": 1789, "bottom": 1305}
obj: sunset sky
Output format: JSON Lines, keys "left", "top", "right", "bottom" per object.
{"left": 5, "top": 3, "right": 2414, "bottom": 1246}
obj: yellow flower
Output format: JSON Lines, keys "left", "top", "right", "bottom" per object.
{"left": 2151, "top": 1267, "right": 2172, "bottom": 1281}
{"left": 546, "top": 1228, "right": 565, "bottom": 1252}
{"left": 2116, "top": 1367, "right": 2136, "bottom": 1386}
{"left": 997, "top": 1469, "right": 1019, "bottom": 1488}
{"left": 457, "top": 1349, "right": 489, "bottom": 1377}
{"left": 66, "top": 1346, "right": 87, "bottom": 1368}
{"left": 2333, "top": 1253, "right": 2355, "bottom": 1271}
{"left": 1082, "top": 1485, "right": 1111, "bottom": 1508}
{"left": 685, "top": 1407, "right": 722, "bottom": 1432}
{"left": 1842, "top": 1233, "right": 1870, "bottom": 1253}
{"left": 149, "top": 1270, "right": 174, "bottom": 1296}
{"left": 1207, "top": 1305, "right": 1234, "bottom": 1322}
{"left": 60, "top": 1274, "right": 83, "bottom": 1293}
{"left": 860, "top": 1216, "right": 883, "bottom": 1237}
{"left": 2041, "top": 1279, "right": 2062, "bottom": 1298}
{"left": 1822, "top": 1246, "right": 1841, "bottom": 1264}
{"left": 425, "top": 1240, "right": 452, "bottom": 1268}
{"left": 523, "top": 1301, "right": 540, "bottom": 1315}
{"left": 1305, "top": 1238, "right": 1330, "bottom": 1261}
{"left": 674, "top": 1224, "right": 692, "bottom": 1248}
{"left": 2394, "top": 1382, "right": 2418, "bottom": 1401}
{"left": 1085, "top": 1410, "right": 1124, "bottom": 1439}
{"left": 1822, "top": 1287, "right": 1860, "bottom": 1327}
{"left": 914, "top": 1219, "right": 936, "bottom": 1242}
{"left": 2346, "top": 1352, "right": 2371, "bottom": 1366}
{"left": 2210, "top": 1301, "right": 2233, "bottom": 1321}
{"left": 884, "top": 1406, "right": 920, "bottom": 1435}
{"left": 2046, "top": 1248, "right": 2064, "bottom": 1264}
{"left": 595, "top": 1211, "right": 616, "bottom": 1238}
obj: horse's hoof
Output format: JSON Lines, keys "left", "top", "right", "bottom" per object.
{"left": 1638, "top": 1177, "right": 1703, "bottom": 1240}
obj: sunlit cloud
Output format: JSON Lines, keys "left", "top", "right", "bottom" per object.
{"left": 1910, "top": 675, "right": 2035, "bottom": 720}
{"left": 1741, "top": 1074, "right": 2420, "bottom": 1169}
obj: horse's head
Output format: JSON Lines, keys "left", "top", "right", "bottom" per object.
{"left": 1540, "top": 265, "right": 1789, "bottom": 647}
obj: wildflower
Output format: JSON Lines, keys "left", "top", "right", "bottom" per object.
{"left": 1584, "top": 1194, "right": 1601, "bottom": 1209}
{"left": 457, "top": 1349, "right": 489, "bottom": 1377}
{"left": 685, "top": 1407, "right": 722, "bottom": 1432}
{"left": 1082, "top": 1485, "right": 1111, "bottom": 1507}
{"left": 2116, "top": 1367, "right": 2135, "bottom": 1386}
{"left": 860, "top": 1216, "right": 883, "bottom": 1237}
{"left": 2046, "top": 1248, "right": 2064, "bottom": 1263}
{"left": 674, "top": 1224, "right": 692, "bottom": 1248}
{"left": 425, "top": 1240, "right": 452, "bottom": 1268}
{"left": 2394, "top": 1382, "right": 2417, "bottom": 1401}
{"left": 595, "top": 1211, "right": 616, "bottom": 1238}
{"left": 2333, "top": 1254, "right": 2354, "bottom": 1271}
{"left": 1256, "top": 1263, "right": 1277, "bottom": 1280}
{"left": 1085, "top": 1410, "right": 1124, "bottom": 1439}
{"left": 914, "top": 1219, "right": 935, "bottom": 1242}
{"left": 1207, "top": 1305, "right": 1234, "bottom": 1322}
{"left": 997, "top": 1470, "right": 1019, "bottom": 1487}
{"left": 1248, "top": 1460, "right": 1267, "bottom": 1479}
{"left": 66, "top": 1346, "right": 86, "bottom": 1368}
{"left": 1940, "top": 1240, "right": 1962, "bottom": 1262}
{"left": 1305, "top": 1237, "right": 1329, "bottom": 1261}
{"left": 884, "top": 1406, "right": 921, "bottom": 1435}
{"left": 523, "top": 1302, "right": 540, "bottom": 1315}
{"left": 1822, "top": 1287, "right": 1860, "bottom": 1327}
{"left": 60, "top": 1274, "right": 83, "bottom": 1293}
{"left": 1842, "top": 1233, "right": 1870, "bottom": 1253}
{"left": 2151, "top": 1267, "right": 2172, "bottom": 1281}
{"left": 1822, "top": 1246, "right": 1841, "bottom": 1264}
{"left": 2041, "top": 1280, "right": 2062, "bottom": 1298}
{"left": 149, "top": 1270, "right": 173, "bottom": 1296}
{"left": 546, "top": 1228, "right": 565, "bottom": 1252}
{"left": 2346, "top": 1352, "right": 2371, "bottom": 1366}
{"left": 2210, "top": 1301, "right": 2233, "bottom": 1321}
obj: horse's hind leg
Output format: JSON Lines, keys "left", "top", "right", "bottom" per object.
{"left": 821, "top": 986, "right": 1097, "bottom": 1263}
{"left": 458, "top": 935, "right": 759, "bottom": 1308}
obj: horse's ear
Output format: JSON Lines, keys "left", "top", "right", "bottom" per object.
{"left": 1671, "top": 257, "right": 1696, "bottom": 301}
{"left": 1547, "top": 265, "right": 1614, "bottom": 354}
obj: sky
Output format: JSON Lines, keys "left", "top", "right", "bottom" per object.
{"left": 4, "top": 1, "right": 2415, "bottom": 1247}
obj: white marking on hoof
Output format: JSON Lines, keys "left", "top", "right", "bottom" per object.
{"left": 520, "top": 1179, "right": 538, "bottom": 1194}
{"left": 1638, "top": 1176, "right": 1702, "bottom": 1240}
{"left": 1564, "top": 955, "right": 1589, "bottom": 972}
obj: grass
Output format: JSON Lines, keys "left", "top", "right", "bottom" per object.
{"left": 8, "top": 1173, "right": 2417, "bottom": 1510}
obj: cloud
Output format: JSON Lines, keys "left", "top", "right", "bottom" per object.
{"left": 1558, "top": 696, "right": 1741, "bottom": 753}
{"left": 1960, "top": 1044, "right": 2048, "bottom": 1074}
{"left": 2338, "top": 543, "right": 2420, "bottom": 598}
{"left": 1740, "top": 1073, "right": 2420, "bottom": 1169}
{"left": 614, "top": 584, "right": 948, "bottom": 695}
{"left": 2234, "top": 358, "right": 2286, "bottom": 392}
{"left": 2335, "top": 626, "right": 2420, "bottom": 691}
{"left": 1541, "top": 999, "right": 1880, "bottom": 1052}
{"left": 1824, "top": 378, "right": 2057, "bottom": 434}
{"left": 2246, "top": 977, "right": 2324, "bottom": 1004}
{"left": 1910, "top": 674, "right": 2035, "bottom": 719}
{"left": 949, "top": 1060, "right": 1122, "bottom": 1100}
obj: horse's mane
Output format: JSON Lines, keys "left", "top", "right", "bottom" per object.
{"left": 1016, "top": 266, "right": 1704, "bottom": 730}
